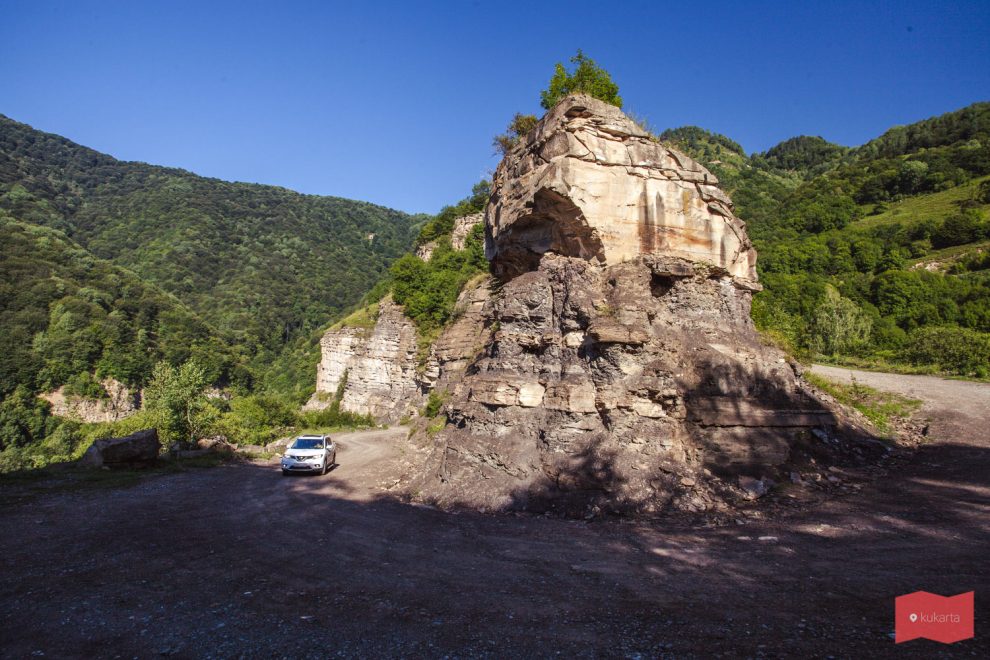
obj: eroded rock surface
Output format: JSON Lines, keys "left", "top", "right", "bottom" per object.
{"left": 405, "top": 96, "right": 878, "bottom": 518}
{"left": 450, "top": 212, "right": 483, "bottom": 250}
{"left": 485, "top": 95, "right": 757, "bottom": 283}
{"left": 40, "top": 378, "right": 140, "bottom": 423}
{"left": 306, "top": 297, "right": 420, "bottom": 423}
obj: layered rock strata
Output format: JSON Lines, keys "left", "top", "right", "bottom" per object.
{"left": 420, "top": 276, "right": 492, "bottom": 391}
{"left": 306, "top": 297, "right": 420, "bottom": 423}
{"left": 485, "top": 96, "right": 758, "bottom": 282}
{"left": 409, "top": 96, "right": 876, "bottom": 516}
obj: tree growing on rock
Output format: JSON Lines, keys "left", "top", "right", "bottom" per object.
{"left": 493, "top": 113, "right": 538, "bottom": 155}
{"left": 540, "top": 50, "right": 622, "bottom": 110}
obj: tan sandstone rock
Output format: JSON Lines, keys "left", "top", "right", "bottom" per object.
{"left": 485, "top": 94, "right": 757, "bottom": 284}
{"left": 406, "top": 96, "right": 878, "bottom": 518}
{"left": 40, "top": 378, "right": 140, "bottom": 423}
{"left": 305, "top": 297, "right": 420, "bottom": 423}
{"left": 450, "top": 212, "right": 483, "bottom": 250}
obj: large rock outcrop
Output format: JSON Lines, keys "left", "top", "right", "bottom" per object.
{"left": 305, "top": 297, "right": 420, "bottom": 423}
{"left": 408, "top": 95, "right": 876, "bottom": 517}
{"left": 485, "top": 96, "right": 757, "bottom": 283}
{"left": 79, "top": 428, "right": 159, "bottom": 469}
{"left": 40, "top": 378, "right": 140, "bottom": 423}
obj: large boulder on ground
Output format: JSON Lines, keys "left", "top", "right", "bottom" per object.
{"left": 80, "top": 428, "right": 159, "bottom": 468}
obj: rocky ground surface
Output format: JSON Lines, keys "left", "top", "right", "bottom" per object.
{"left": 1, "top": 368, "right": 987, "bottom": 657}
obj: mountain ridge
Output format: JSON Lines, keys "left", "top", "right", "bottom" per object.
{"left": 0, "top": 113, "right": 418, "bottom": 364}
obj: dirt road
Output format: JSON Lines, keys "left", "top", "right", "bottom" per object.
{"left": 1, "top": 370, "right": 988, "bottom": 657}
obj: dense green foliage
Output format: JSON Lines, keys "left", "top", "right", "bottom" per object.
{"left": 659, "top": 126, "right": 746, "bottom": 161}
{"left": 391, "top": 225, "right": 487, "bottom": 332}
{"left": 0, "top": 114, "right": 416, "bottom": 366}
{"left": 343, "top": 183, "right": 491, "bottom": 365}
{"left": 856, "top": 103, "right": 990, "bottom": 159}
{"left": 754, "top": 136, "right": 849, "bottom": 177}
{"left": 540, "top": 50, "right": 622, "bottom": 110}
{"left": 143, "top": 359, "right": 215, "bottom": 447}
{"left": 662, "top": 102, "right": 990, "bottom": 377}
{"left": 0, "top": 217, "right": 237, "bottom": 399}
{"left": 0, "top": 115, "right": 416, "bottom": 471}
{"left": 415, "top": 180, "right": 488, "bottom": 246}
{"left": 395, "top": 184, "right": 489, "bottom": 335}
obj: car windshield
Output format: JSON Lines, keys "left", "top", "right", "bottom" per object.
{"left": 290, "top": 438, "right": 324, "bottom": 449}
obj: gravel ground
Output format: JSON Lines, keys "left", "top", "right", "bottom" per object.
{"left": 1, "top": 370, "right": 988, "bottom": 658}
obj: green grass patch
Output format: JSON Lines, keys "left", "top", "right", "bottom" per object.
{"left": 907, "top": 239, "right": 990, "bottom": 270}
{"left": 805, "top": 372, "right": 921, "bottom": 436}
{"left": 853, "top": 175, "right": 990, "bottom": 230}
{"left": 330, "top": 302, "right": 380, "bottom": 331}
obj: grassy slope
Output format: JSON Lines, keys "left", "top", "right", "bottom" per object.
{"left": 854, "top": 174, "right": 990, "bottom": 230}
{"left": 660, "top": 109, "right": 990, "bottom": 377}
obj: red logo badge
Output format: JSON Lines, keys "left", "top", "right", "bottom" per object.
{"left": 895, "top": 591, "right": 974, "bottom": 644}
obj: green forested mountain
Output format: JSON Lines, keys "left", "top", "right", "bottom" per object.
{"left": 0, "top": 216, "right": 237, "bottom": 397}
{"left": 662, "top": 102, "right": 990, "bottom": 376}
{"left": 0, "top": 114, "right": 418, "bottom": 465}
{"left": 0, "top": 115, "right": 417, "bottom": 358}
{"left": 753, "top": 136, "right": 850, "bottom": 178}
{"left": 2, "top": 101, "right": 988, "bottom": 471}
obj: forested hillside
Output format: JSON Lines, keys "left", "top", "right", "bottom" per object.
{"left": 0, "top": 217, "right": 236, "bottom": 397}
{"left": 662, "top": 102, "right": 990, "bottom": 376}
{"left": 0, "top": 115, "right": 417, "bottom": 359}
{"left": 3, "top": 100, "right": 988, "bottom": 472}
{"left": 0, "top": 114, "right": 418, "bottom": 469}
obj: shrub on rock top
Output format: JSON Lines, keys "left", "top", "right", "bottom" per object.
{"left": 540, "top": 49, "right": 623, "bottom": 110}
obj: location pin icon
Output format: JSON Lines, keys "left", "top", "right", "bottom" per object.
{"left": 909, "top": 613, "right": 918, "bottom": 623}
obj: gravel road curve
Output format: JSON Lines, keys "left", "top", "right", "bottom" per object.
{"left": 1, "top": 370, "right": 987, "bottom": 657}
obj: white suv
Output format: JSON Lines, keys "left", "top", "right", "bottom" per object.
{"left": 280, "top": 435, "right": 336, "bottom": 476}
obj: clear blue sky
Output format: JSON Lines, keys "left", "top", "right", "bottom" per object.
{"left": 2, "top": 0, "right": 988, "bottom": 214}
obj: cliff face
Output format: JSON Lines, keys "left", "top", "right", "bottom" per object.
{"left": 306, "top": 298, "right": 420, "bottom": 423}
{"left": 40, "top": 378, "right": 140, "bottom": 423}
{"left": 406, "top": 96, "right": 877, "bottom": 517}
{"left": 310, "top": 213, "right": 487, "bottom": 421}
{"left": 485, "top": 96, "right": 757, "bottom": 282}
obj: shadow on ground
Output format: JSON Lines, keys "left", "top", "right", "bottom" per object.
{"left": 1, "top": 426, "right": 987, "bottom": 658}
